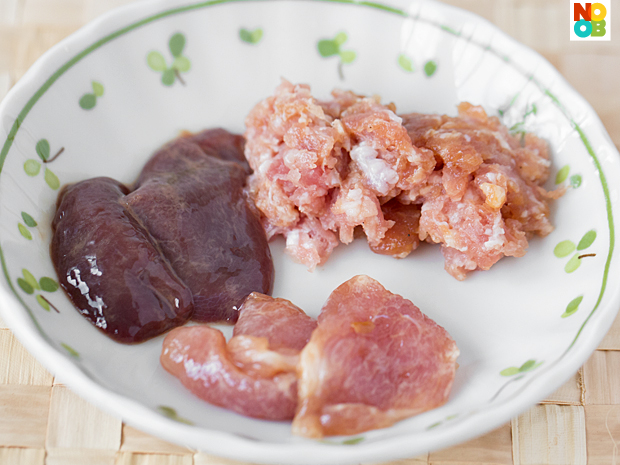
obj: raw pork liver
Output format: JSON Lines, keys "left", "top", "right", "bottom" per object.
{"left": 182, "top": 128, "right": 250, "bottom": 173}
{"left": 51, "top": 177, "right": 193, "bottom": 343}
{"left": 127, "top": 131, "right": 274, "bottom": 323}
{"left": 52, "top": 128, "right": 274, "bottom": 343}
{"left": 293, "top": 275, "right": 458, "bottom": 437}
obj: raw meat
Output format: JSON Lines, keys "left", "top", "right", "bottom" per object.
{"left": 182, "top": 128, "right": 250, "bottom": 173}
{"left": 293, "top": 275, "right": 458, "bottom": 437}
{"left": 51, "top": 177, "right": 193, "bottom": 343}
{"left": 234, "top": 292, "right": 317, "bottom": 351}
{"left": 402, "top": 103, "right": 559, "bottom": 279}
{"left": 161, "top": 325, "right": 297, "bottom": 420}
{"left": 244, "top": 80, "right": 435, "bottom": 269}
{"left": 127, "top": 130, "right": 274, "bottom": 322}
{"left": 226, "top": 335, "right": 300, "bottom": 378}
{"left": 369, "top": 199, "right": 421, "bottom": 258}
{"left": 52, "top": 129, "right": 275, "bottom": 342}
{"left": 245, "top": 81, "right": 559, "bottom": 279}
{"left": 161, "top": 293, "right": 315, "bottom": 419}
{"left": 229, "top": 292, "right": 316, "bottom": 377}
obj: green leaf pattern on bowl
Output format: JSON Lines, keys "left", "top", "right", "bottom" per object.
{"left": 147, "top": 33, "right": 191, "bottom": 86}
{"left": 17, "top": 223, "right": 32, "bottom": 240}
{"left": 321, "top": 436, "right": 365, "bottom": 445}
{"left": 555, "top": 230, "right": 597, "bottom": 274}
{"left": 18, "top": 212, "right": 37, "bottom": 240}
{"left": 397, "top": 53, "right": 414, "bottom": 72}
{"left": 317, "top": 31, "right": 357, "bottom": 80}
{"left": 239, "top": 27, "right": 263, "bottom": 44}
{"left": 79, "top": 81, "right": 104, "bottom": 110}
{"left": 555, "top": 164, "right": 582, "bottom": 189}
{"left": 500, "top": 359, "right": 543, "bottom": 377}
{"left": 61, "top": 342, "right": 80, "bottom": 358}
{"left": 22, "top": 139, "right": 62, "bottom": 190}
{"left": 15, "top": 269, "right": 59, "bottom": 312}
{"left": 562, "top": 295, "right": 584, "bottom": 318}
{"left": 423, "top": 60, "right": 437, "bottom": 77}
{"left": 157, "top": 405, "right": 194, "bottom": 425}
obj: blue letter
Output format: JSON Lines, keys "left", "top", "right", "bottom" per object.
{"left": 574, "top": 19, "right": 592, "bottom": 37}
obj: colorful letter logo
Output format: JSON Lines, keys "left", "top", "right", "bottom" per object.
{"left": 571, "top": 2, "right": 611, "bottom": 40}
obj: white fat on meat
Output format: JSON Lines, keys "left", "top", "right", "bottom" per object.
{"left": 386, "top": 109, "right": 402, "bottom": 124}
{"left": 350, "top": 142, "right": 399, "bottom": 196}
{"left": 484, "top": 215, "right": 506, "bottom": 250}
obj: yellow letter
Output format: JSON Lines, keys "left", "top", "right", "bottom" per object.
{"left": 591, "top": 3, "right": 607, "bottom": 20}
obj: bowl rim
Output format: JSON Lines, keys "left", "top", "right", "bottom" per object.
{"left": 0, "top": 0, "right": 619, "bottom": 463}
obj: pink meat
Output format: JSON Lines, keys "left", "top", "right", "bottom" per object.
{"left": 161, "top": 293, "right": 318, "bottom": 419}
{"left": 293, "top": 275, "right": 459, "bottom": 437}
{"left": 245, "top": 82, "right": 560, "bottom": 279}
{"left": 234, "top": 292, "right": 317, "bottom": 351}
{"left": 338, "top": 93, "right": 435, "bottom": 195}
{"left": 244, "top": 80, "right": 435, "bottom": 269}
{"left": 161, "top": 326, "right": 297, "bottom": 420}
{"left": 229, "top": 292, "right": 316, "bottom": 377}
{"left": 401, "top": 102, "right": 560, "bottom": 280}
{"left": 226, "top": 335, "right": 299, "bottom": 378}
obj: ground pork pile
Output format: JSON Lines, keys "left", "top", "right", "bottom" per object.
{"left": 244, "top": 80, "right": 561, "bottom": 280}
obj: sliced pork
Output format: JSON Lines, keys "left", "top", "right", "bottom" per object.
{"left": 161, "top": 325, "right": 298, "bottom": 420}
{"left": 234, "top": 292, "right": 317, "bottom": 351}
{"left": 161, "top": 293, "right": 316, "bottom": 420}
{"left": 293, "top": 275, "right": 458, "bottom": 437}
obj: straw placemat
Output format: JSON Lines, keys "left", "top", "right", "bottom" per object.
{"left": 1, "top": 0, "right": 619, "bottom": 463}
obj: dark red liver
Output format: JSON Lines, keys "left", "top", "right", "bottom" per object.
{"left": 127, "top": 130, "right": 274, "bottom": 323}
{"left": 51, "top": 129, "right": 274, "bottom": 341}
{"left": 51, "top": 177, "right": 194, "bottom": 343}
{"left": 182, "top": 128, "right": 250, "bottom": 173}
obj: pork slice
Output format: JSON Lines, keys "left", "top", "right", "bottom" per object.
{"left": 234, "top": 292, "right": 317, "bottom": 351}
{"left": 161, "top": 293, "right": 318, "bottom": 419}
{"left": 293, "top": 275, "right": 458, "bottom": 437}
{"left": 227, "top": 292, "right": 317, "bottom": 378}
{"left": 161, "top": 325, "right": 297, "bottom": 420}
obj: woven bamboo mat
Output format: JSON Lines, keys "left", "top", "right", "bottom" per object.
{"left": 1, "top": 0, "right": 620, "bottom": 463}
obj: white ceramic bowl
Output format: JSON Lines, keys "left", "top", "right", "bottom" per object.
{"left": 1, "top": 0, "right": 619, "bottom": 463}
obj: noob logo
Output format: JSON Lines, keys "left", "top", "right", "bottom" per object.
{"left": 571, "top": 2, "right": 611, "bottom": 41}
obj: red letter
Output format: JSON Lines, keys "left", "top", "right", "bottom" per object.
{"left": 574, "top": 3, "right": 591, "bottom": 21}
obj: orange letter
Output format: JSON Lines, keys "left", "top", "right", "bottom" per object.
{"left": 574, "top": 2, "right": 591, "bottom": 21}
{"left": 591, "top": 3, "right": 606, "bottom": 20}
